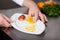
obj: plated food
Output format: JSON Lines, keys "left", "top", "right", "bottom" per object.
{"left": 17, "top": 14, "right": 36, "bottom": 32}
{"left": 11, "top": 13, "right": 45, "bottom": 35}
{"left": 18, "top": 15, "right": 25, "bottom": 21}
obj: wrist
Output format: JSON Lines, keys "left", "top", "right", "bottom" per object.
{"left": 23, "top": 0, "right": 36, "bottom": 8}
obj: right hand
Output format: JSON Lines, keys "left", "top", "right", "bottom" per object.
{"left": 23, "top": 0, "right": 48, "bottom": 23}
{"left": 0, "top": 14, "right": 12, "bottom": 27}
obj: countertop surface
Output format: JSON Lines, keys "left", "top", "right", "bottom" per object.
{"left": 0, "top": 7, "right": 60, "bottom": 40}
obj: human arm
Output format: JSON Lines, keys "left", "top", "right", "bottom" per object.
{"left": 12, "top": 0, "right": 48, "bottom": 22}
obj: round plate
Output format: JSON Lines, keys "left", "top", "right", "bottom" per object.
{"left": 10, "top": 13, "right": 45, "bottom": 35}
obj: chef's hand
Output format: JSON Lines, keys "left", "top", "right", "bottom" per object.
{"left": 28, "top": 5, "right": 48, "bottom": 22}
{"left": 23, "top": 0, "right": 48, "bottom": 22}
{"left": 0, "top": 14, "right": 12, "bottom": 27}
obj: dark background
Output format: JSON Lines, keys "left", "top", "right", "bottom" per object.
{"left": 0, "top": 0, "right": 20, "bottom": 9}
{"left": 0, "top": 0, "right": 60, "bottom": 9}
{"left": 0, "top": 0, "right": 46, "bottom": 9}
{"left": 0, "top": 0, "right": 59, "bottom": 9}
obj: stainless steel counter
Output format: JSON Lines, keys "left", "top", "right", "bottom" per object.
{"left": 0, "top": 7, "right": 60, "bottom": 40}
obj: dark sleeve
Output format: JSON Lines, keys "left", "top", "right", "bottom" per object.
{"left": 0, "top": 0, "right": 20, "bottom": 9}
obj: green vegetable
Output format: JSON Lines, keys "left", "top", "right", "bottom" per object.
{"left": 41, "top": 4, "right": 60, "bottom": 17}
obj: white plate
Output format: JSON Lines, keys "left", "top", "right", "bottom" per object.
{"left": 10, "top": 13, "right": 45, "bottom": 35}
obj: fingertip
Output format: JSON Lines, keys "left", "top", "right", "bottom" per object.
{"left": 43, "top": 14, "right": 48, "bottom": 22}
{"left": 45, "top": 20, "right": 48, "bottom": 23}
{"left": 46, "top": 19, "right": 48, "bottom": 22}
{"left": 46, "top": 18, "right": 48, "bottom": 21}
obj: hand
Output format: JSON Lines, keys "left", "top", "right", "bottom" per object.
{"left": 28, "top": 5, "right": 48, "bottom": 23}
{"left": 23, "top": 0, "right": 48, "bottom": 23}
{"left": 0, "top": 14, "right": 12, "bottom": 27}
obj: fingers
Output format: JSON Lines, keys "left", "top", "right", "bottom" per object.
{"left": 3, "top": 18, "right": 11, "bottom": 27}
{"left": 28, "top": 6, "right": 48, "bottom": 23}
{"left": 42, "top": 14, "right": 48, "bottom": 22}
{"left": 0, "top": 17, "right": 11, "bottom": 27}
{"left": 28, "top": 11, "right": 38, "bottom": 22}
{"left": 39, "top": 12, "right": 45, "bottom": 22}
{"left": 28, "top": 10, "right": 32, "bottom": 16}
{"left": 0, "top": 14, "right": 12, "bottom": 27}
{"left": 34, "top": 12, "right": 38, "bottom": 22}
{"left": 2, "top": 14, "right": 12, "bottom": 23}
{"left": 39, "top": 12, "right": 48, "bottom": 23}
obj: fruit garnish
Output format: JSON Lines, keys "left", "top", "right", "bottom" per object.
{"left": 37, "top": 1, "right": 56, "bottom": 9}
{"left": 26, "top": 16, "right": 34, "bottom": 24}
{"left": 25, "top": 25, "right": 36, "bottom": 32}
{"left": 37, "top": 2, "right": 45, "bottom": 8}
{"left": 18, "top": 15, "right": 25, "bottom": 21}
{"left": 45, "top": 1, "right": 56, "bottom": 5}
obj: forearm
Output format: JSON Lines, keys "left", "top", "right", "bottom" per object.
{"left": 23, "top": 0, "right": 37, "bottom": 8}
{"left": 12, "top": 0, "right": 37, "bottom": 8}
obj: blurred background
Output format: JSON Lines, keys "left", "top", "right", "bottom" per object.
{"left": 0, "top": 0, "right": 60, "bottom": 9}
{"left": 0, "top": 0, "right": 60, "bottom": 40}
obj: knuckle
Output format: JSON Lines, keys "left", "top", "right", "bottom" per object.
{"left": 0, "top": 23, "right": 2, "bottom": 26}
{"left": 6, "top": 24, "right": 11, "bottom": 27}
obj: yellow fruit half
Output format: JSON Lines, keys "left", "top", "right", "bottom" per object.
{"left": 25, "top": 25, "right": 36, "bottom": 32}
{"left": 26, "top": 16, "right": 34, "bottom": 24}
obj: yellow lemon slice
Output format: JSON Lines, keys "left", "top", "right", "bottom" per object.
{"left": 25, "top": 25, "right": 36, "bottom": 32}
{"left": 26, "top": 16, "right": 34, "bottom": 24}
